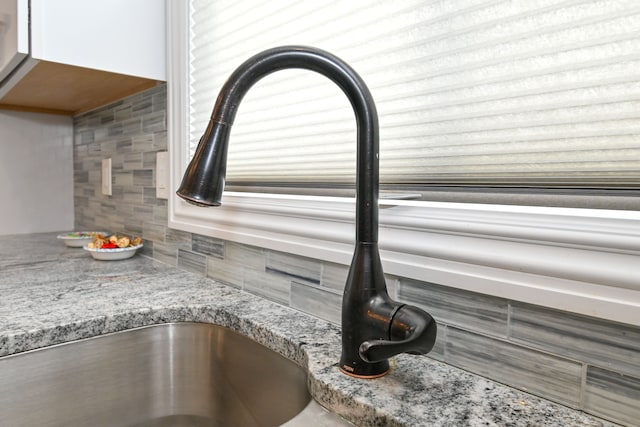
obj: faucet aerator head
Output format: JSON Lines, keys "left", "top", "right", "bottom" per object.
{"left": 176, "top": 193, "right": 221, "bottom": 207}
{"left": 176, "top": 173, "right": 225, "bottom": 207}
{"left": 176, "top": 119, "right": 231, "bottom": 208}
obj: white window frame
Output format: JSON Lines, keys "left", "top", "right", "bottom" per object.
{"left": 166, "top": 1, "right": 640, "bottom": 327}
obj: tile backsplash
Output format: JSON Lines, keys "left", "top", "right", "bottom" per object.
{"left": 73, "top": 84, "right": 639, "bottom": 426}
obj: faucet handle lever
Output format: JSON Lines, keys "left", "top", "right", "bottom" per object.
{"left": 359, "top": 305, "right": 437, "bottom": 363}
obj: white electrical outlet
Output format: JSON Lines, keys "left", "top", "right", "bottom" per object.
{"left": 101, "top": 158, "right": 112, "bottom": 196}
{"left": 156, "top": 151, "right": 169, "bottom": 199}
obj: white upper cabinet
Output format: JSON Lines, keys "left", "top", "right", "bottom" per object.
{"left": 29, "top": 0, "right": 165, "bottom": 80}
{"left": 0, "top": 0, "right": 166, "bottom": 115}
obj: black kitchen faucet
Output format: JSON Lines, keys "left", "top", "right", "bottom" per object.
{"left": 176, "top": 46, "right": 437, "bottom": 378}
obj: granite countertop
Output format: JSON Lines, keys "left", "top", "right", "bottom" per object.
{"left": 0, "top": 232, "right": 615, "bottom": 427}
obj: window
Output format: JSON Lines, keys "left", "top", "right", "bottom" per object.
{"left": 168, "top": 1, "right": 640, "bottom": 326}
{"left": 187, "top": 0, "right": 639, "bottom": 209}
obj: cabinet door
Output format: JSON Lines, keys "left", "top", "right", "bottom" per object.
{"left": 30, "top": 0, "right": 165, "bottom": 80}
{"left": 0, "top": 0, "right": 28, "bottom": 81}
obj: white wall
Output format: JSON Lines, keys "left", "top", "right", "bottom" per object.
{"left": 0, "top": 111, "right": 74, "bottom": 235}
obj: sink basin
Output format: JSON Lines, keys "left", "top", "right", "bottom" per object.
{"left": 0, "top": 322, "right": 351, "bottom": 427}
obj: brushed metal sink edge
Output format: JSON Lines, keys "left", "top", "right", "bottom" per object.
{"left": 0, "top": 322, "right": 352, "bottom": 427}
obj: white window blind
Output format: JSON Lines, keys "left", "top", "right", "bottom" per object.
{"left": 189, "top": 0, "right": 640, "bottom": 189}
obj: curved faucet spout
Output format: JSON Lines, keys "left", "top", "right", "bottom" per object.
{"left": 177, "top": 45, "right": 379, "bottom": 243}
{"left": 176, "top": 46, "right": 437, "bottom": 379}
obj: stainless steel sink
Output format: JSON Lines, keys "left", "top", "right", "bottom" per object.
{"left": 0, "top": 322, "right": 351, "bottom": 427}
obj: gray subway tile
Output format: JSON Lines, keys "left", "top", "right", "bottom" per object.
{"left": 110, "top": 153, "right": 125, "bottom": 171}
{"left": 320, "top": 261, "right": 348, "bottom": 292}
{"left": 79, "top": 187, "right": 94, "bottom": 199}
{"left": 123, "top": 152, "right": 143, "bottom": 170}
{"left": 142, "top": 110, "right": 166, "bottom": 133}
{"left": 384, "top": 275, "right": 400, "bottom": 300}
{"left": 96, "top": 99, "right": 123, "bottom": 113}
{"left": 132, "top": 204, "right": 154, "bottom": 221}
{"left": 206, "top": 242, "right": 265, "bottom": 289}
{"left": 152, "top": 130, "right": 167, "bottom": 150}
{"left": 143, "top": 187, "right": 166, "bottom": 205}
{"left": 165, "top": 228, "right": 192, "bottom": 247}
{"left": 177, "top": 249, "right": 206, "bottom": 276}
{"left": 152, "top": 202, "right": 168, "bottom": 222}
{"left": 116, "top": 137, "right": 133, "bottom": 153}
{"left": 398, "top": 279, "right": 508, "bottom": 338}
{"left": 131, "top": 97, "right": 153, "bottom": 116}
{"left": 115, "top": 105, "right": 132, "bottom": 121}
{"left": 120, "top": 186, "right": 143, "bottom": 203}
{"left": 74, "top": 170, "right": 89, "bottom": 183}
{"left": 142, "top": 151, "right": 156, "bottom": 170}
{"left": 108, "top": 117, "right": 141, "bottom": 137}
{"left": 80, "top": 130, "right": 94, "bottom": 144}
{"left": 123, "top": 219, "right": 143, "bottom": 236}
{"left": 446, "top": 327, "right": 582, "bottom": 408}
{"left": 74, "top": 143, "right": 87, "bottom": 157}
{"left": 74, "top": 196, "right": 88, "bottom": 209}
{"left": 584, "top": 365, "right": 640, "bottom": 426}
{"left": 139, "top": 239, "right": 153, "bottom": 258}
{"left": 152, "top": 91, "right": 167, "bottom": 113}
{"left": 243, "top": 269, "right": 291, "bottom": 305}
{"left": 87, "top": 142, "right": 101, "bottom": 154}
{"left": 290, "top": 281, "right": 341, "bottom": 325}
{"left": 133, "top": 169, "right": 153, "bottom": 187}
{"left": 113, "top": 171, "right": 133, "bottom": 187}
{"left": 266, "top": 251, "right": 321, "bottom": 284}
{"left": 135, "top": 135, "right": 155, "bottom": 154}
{"left": 99, "top": 111, "right": 114, "bottom": 125}
{"left": 206, "top": 255, "right": 243, "bottom": 288}
{"left": 226, "top": 242, "right": 265, "bottom": 271}
{"left": 192, "top": 234, "right": 224, "bottom": 258}
{"left": 428, "top": 322, "right": 446, "bottom": 362}
{"left": 510, "top": 302, "right": 640, "bottom": 377}
{"left": 93, "top": 127, "right": 109, "bottom": 142}
{"left": 152, "top": 241, "right": 178, "bottom": 266}
{"left": 142, "top": 221, "right": 166, "bottom": 243}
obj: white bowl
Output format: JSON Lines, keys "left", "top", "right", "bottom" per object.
{"left": 57, "top": 232, "right": 109, "bottom": 248}
{"left": 83, "top": 244, "right": 143, "bottom": 261}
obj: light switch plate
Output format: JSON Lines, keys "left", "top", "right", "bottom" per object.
{"left": 156, "top": 151, "right": 169, "bottom": 199}
{"left": 101, "top": 158, "right": 112, "bottom": 196}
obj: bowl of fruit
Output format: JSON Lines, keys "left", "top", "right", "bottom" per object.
{"left": 83, "top": 234, "right": 143, "bottom": 261}
{"left": 57, "top": 231, "right": 110, "bottom": 248}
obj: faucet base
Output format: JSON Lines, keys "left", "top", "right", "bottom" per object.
{"left": 339, "top": 351, "right": 390, "bottom": 379}
{"left": 339, "top": 366, "right": 389, "bottom": 379}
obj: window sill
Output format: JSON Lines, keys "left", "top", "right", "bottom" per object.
{"left": 168, "top": 189, "right": 640, "bottom": 327}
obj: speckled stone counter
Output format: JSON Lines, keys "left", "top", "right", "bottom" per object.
{"left": 0, "top": 233, "right": 616, "bottom": 427}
